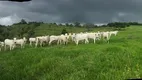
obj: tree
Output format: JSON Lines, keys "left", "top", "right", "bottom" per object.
{"left": 74, "top": 22, "right": 81, "bottom": 27}
{"left": 61, "top": 28, "right": 68, "bottom": 34}
{"left": 27, "top": 29, "right": 35, "bottom": 38}
{"left": 84, "top": 23, "right": 94, "bottom": 28}
{"left": 53, "top": 23, "right": 57, "bottom": 26}
{"left": 107, "top": 22, "right": 130, "bottom": 29}
{"left": 20, "top": 19, "right": 27, "bottom": 24}
{"left": 69, "top": 24, "right": 73, "bottom": 27}
{"left": 0, "top": 25, "right": 9, "bottom": 41}
{"left": 58, "top": 24, "right": 62, "bottom": 26}
{"left": 65, "top": 23, "right": 69, "bottom": 26}
{"left": 28, "top": 22, "right": 41, "bottom": 27}
{"left": 84, "top": 23, "right": 94, "bottom": 31}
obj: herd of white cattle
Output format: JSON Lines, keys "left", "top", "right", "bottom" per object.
{"left": 0, "top": 31, "right": 118, "bottom": 51}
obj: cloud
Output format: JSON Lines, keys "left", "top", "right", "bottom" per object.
{"left": 0, "top": 14, "right": 20, "bottom": 25}
{"left": 0, "top": 0, "right": 142, "bottom": 25}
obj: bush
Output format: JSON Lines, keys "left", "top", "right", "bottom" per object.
{"left": 61, "top": 28, "right": 68, "bottom": 34}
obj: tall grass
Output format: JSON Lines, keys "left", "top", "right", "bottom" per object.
{"left": 0, "top": 26, "right": 142, "bottom": 80}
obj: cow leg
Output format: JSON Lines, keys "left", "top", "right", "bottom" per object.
{"left": 49, "top": 40, "right": 51, "bottom": 45}
{"left": 57, "top": 40, "right": 59, "bottom": 45}
{"left": 60, "top": 40, "right": 62, "bottom": 45}
{"left": 107, "top": 38, "right": 109, "bottom": 44}
{"left": 10, "top": 46, "right": 12, "bottom": 50}
{"left": 30, "top": 41, "right": 32, "bottom": 46}
{"left": 59, "top": 40, "right": 61, "bottom": 45}
{"left": 4, "top": 45, "right": 6, "bottom": 51}
{"left": 49, "top": 40, "right": 54, "bottom": 45}
{"left": 63, "top": 40, "right": 65, "bottom": 45}
{"left": 40, "top": 41, "right": 42, "bottom": 47}
{"left": 87, "top": 39, "right": 89, "bottom": 44}
{"left": 65, "top": 40, "right": 68, "bottom": 45}
{"left": 94, "top": 38, "right": 96, "bottom": 44}
{"left": 76, "top": 40, "right": 79, "bottom": 45}
{"left": 23, "top": 44, "right": 25, "bottom": 48}
{"left": 35, "top": 41, "right": 38, "bottom": 48}
{"left": 21, "top": 44, "right": 22, "bottom": 48}
{"left": 84, "top": 39, "right": 86, "bottom": 44}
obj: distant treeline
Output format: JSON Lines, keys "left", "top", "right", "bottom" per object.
{"left": 0, "top": 19, "right": 142, "bottom": 41}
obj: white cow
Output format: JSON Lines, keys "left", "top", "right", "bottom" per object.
{"left": 29, "top": 38, "right": 36, "bottom": 46}
{"left": 109, "top": 31, "right": 118, "bottom": 36}
{"left": 71, "top": 33, "right": 76, "bottom": 41}
{"left": 87, "top": 32, "right": 98, "bottom": 44}
{"left": 102, "top": 31, "right": 111, "bottom": 43}
{"left": 35, "top": 36, "right": 49, "bottom": 47}
{"left": 65, "top": 33, "right": 70, "bottom": 40}
{"left": 0, "top": 41, "right": 4, "bottom": 51}
{"left": 73, "top": 33, "right": 89, "bottom": 45}
{"left": 4, "top": 39, "right": 16, "bottom": 51}
{"left": 23, "top": 37, "right": 27, "bottom": 43}
{"left": 49, "top": 35, "right": 59, "bottom": 45}
{"left": 58, "top": 34, "right": 69, "bottom": 45}
{"left": 67, "top": 33, "right": 73, "bottom": 42}
{"left": 13, "top": 38, "right": 26, "bottom": 48}
{"left": 96, "top": 31, "right": 102, "bottom": 40}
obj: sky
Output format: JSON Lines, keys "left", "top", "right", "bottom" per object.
{"left": 0, "top": 0, "right": 142, "bottom": 25}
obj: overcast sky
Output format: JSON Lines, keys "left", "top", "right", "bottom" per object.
{"left": 0, "top": 0, "right": 142, "bottom": 25}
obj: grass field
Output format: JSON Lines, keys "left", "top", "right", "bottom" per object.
{"left": 0, "top": 26, "right": 142, "bottom": 80}
{"left": 34, "top": 23, "right": 115, "bottom": 36}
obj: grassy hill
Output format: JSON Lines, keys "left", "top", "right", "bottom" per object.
{"left": 0, "top": 26, "right": 142, "bottom": 80}
{"left": 34, "top": 23, "right": 87, "bottom": 36}
{"left": 34, "top": 23, "right": 116, "bottom": 36}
